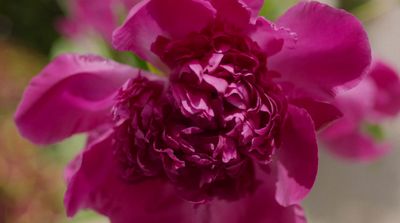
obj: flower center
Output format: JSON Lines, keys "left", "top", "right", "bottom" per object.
{"left": 112, "top": 24, "right": 287, "bottom": 202}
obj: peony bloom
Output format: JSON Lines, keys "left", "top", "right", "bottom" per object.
{"left": 321, "top": 61, "right": 400, "bottom": 162}
{"left": 16, "top": 0, "right": 371, "bottom": 222}
{"left": 58, "top": 0, "right": 141, "bottom": 41}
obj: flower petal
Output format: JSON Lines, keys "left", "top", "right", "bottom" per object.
{"left": 75, "top": 0, "right": 116, "bottom": 41}
{"left": 58, "top": 0, "right": 116, "bottom": 40}
{"left": 290, "top": 98, "right": 343, "bottom": 130}
{"left": 249, "top": 17, "right": 297, "bottom": 57}
{"left": 209, "top": 200, "right": 305, "bottom": 223}
{"left": 369, "top": 61, "right": 400, "bottom": 116}
{"left": 121, "top": 0, "right": 142, "bottom": 9}
{"left": 65, "top": 131, "right": 197, "bottom": 222}
{"left": 113, "top": 0, "right": 216, "bottom": 69}
{"left": 14, "top": 54, "right": 139, "bottom": 145}
{"left": 207, "top": 168, "right": 307, "bottom": 223}
{"left": 210, "top": 0, "right": 251, "bottom": 28}
{"left": 333, "top": 78, "right": 377, "bottom": 125}
{"left": 240, "top": 0, "right": 264, "bottom": 20}
{"left": 274, "top": 105, "right": 318, "bottom": 206}
{"left": 269, "top": 1, "right": 371, "bottom": 100}
{"left": 322, "top": 130, "right": 390, "bottom": 162}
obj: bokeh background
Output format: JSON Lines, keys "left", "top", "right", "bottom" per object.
{"left": 0, "top": 0, "right": 399, "bottom": 222}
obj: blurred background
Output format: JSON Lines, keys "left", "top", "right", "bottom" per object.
{"left": 0, "top": 0, "right": 399, "bottom": 222}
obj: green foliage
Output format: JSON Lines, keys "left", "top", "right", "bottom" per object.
{"left": 338, "top": 0, "right": 370, "bottom": 10}
{"left": 260, "top": 0, "right": 296, "bottom": 20}
{"left": 0, "top": 0, "right": 63, "bottom": 54}
{"left": 362, "top": 123, "right": 385, "bottom": 141}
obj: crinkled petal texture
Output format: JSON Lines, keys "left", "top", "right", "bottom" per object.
{"left": 113, "top": 0, "right": 280, "bottom": 69}
{"left": 14, "top": 54, "right": 140, "bottom": 145}
{"left": 113, "top": 0, "right": 216, "bottom": 69}
{"left": 269, "top": 1, "right": 371, "bottom": 100}
{"left": 321, "top": 61, "right": 400, "bottom": 161}
{"left": 66, "top": 130, "right": 306, "bottom": 223}
{"left": 65, "top": 131, "right": 196, "bottom": 223}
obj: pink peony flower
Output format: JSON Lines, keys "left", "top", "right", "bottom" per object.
{"left": 58, "top": 0, "right": 141, "bottom": 41}
{"left": 16, "top": 1, "right": 371, "bottom": 222}
{"left": 321, "top": 61, "right": 400, "bottom": 162}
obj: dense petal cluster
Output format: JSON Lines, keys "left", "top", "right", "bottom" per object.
{"left": 113, "top": 25, "right": 288, "bottom": 201}
{"left": 15, "top": 0, "right": 372, "bottom": 222}
{"left": 112, "top": 74, "right": 166, "bottom": 180}
{"left": 321, "top": 61, "right": 400, "bottom": 161}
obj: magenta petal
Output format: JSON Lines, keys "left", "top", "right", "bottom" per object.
{"left": 65, "top": 131, "right": 196, "bottom": 222}
{"left": 322, "top": 130, "right": 390, "bottom": 162}
{"left": 113, "top": 1, "right": 166, "bottom": 70}
{"left": 320, "top": 80, "right": 375, "bottom": 142}
{"left": 249, "top": 17, "right": 297, "bottom": 57}
{"left": 208, "top": 168, "right": 306, "bottom": 223}
{"left": 64, "top": 131, "right": 114, "bottom": 216}
{"left": 270, "top": 1, "right": 371, "bottom": 100}
{"left": 240, "top": 0, "right": 264, "bottom": 20}
{"left": 369, "top": 61, "right": 400, "bottom": 116}
{"left": 121, "top": 0, "right": 142, "bottom": 9}
{"left": 291, "top": 98, "right": 343, "bottom": 130}
{"left": 74, "top": 0, "right": 116, "bottom": 41}
{"left": 147, "top": 0, "right": 215, "bottom": 38}
{"left": 14, "top": 54, "right": 139, "bottom": 145}
{"left": 210, "top": 0, "right": 251, "bottom": 28}
{"left": 334, "top": 78, "right": 377, "bottom": 125}
{"left": 113, "top": 0, "right": 216, "bottom": 69}
{"left": 275, "top": 105, "right": 318, "bottom": 206}
{"left": 204, "top": 167, "right": 307, "bottom": 223}
{"left": 209, "top": 200, "right": 305, "bottom": 223}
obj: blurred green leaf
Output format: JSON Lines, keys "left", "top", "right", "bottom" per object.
{"left": 338, "top": 0, "right": 369, "bottom": 10}
{"left": 260, "top": 0, "right": 296, "bottom": 20}
{"left": 51, "top": 36, "right": 111, "bottom": 58}
{"left": 65, "top": 210, "right": 108, "bottom": 223}
{"left": 362, "top": 123, "right": 385, "bottom": 141}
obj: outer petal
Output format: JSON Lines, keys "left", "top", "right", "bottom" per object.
{"left": 65, "top": 131, "right": 197, "bottom": 222}
{"left": 113, "top": 0, "right": 216, "bottom": 69}
{"left": 207, "top": 168, "right": 307, "bottom": 223}
{"left": 121, "top": 0, "right": 142, "bottom": 9}
{"left": 210, "top": 0, "right": 251, "bottom": 28}
{"left": 333, "top": 78, "right": 377, "bottom": 126}
{"left": 249, "top": 17, "right": 297, "bottom": 57}
{"left": 240, "top": 0, "right": 264, "bottom": 20}
{"left": 290, "top": 98, "right": 343, "bottom": 130}
{"left": 274, "top": 105, "right": 318, "bottom": 206}
{"left": 322, "top": 130, "right": 390, "bottom": 162}
{"left": 319, "top": 61, "right": 398, "bottom": 162}
{"left": 75, "top": 0, "right": 116, "bottom": 41}
{"left": 14, "top": 54, "right": 139, "bottom": 145}
{"left": 59, "top": 0, "right": 142, "bottom": 40}
{"left": 269, "top": 1, "right": 371, "bottom": 100}
{"left": 59, "top": 0, "right": 116, "bottom": 41}
{"left": 369, "top": 61, "right": 400, "bottom": 116}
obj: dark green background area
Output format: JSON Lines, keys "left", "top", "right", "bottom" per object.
{"left": 338, "top": 0, "right": 370, "bottom": 10}
{"left": 0, "top": 0, "right": 63, "bottom": 54}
